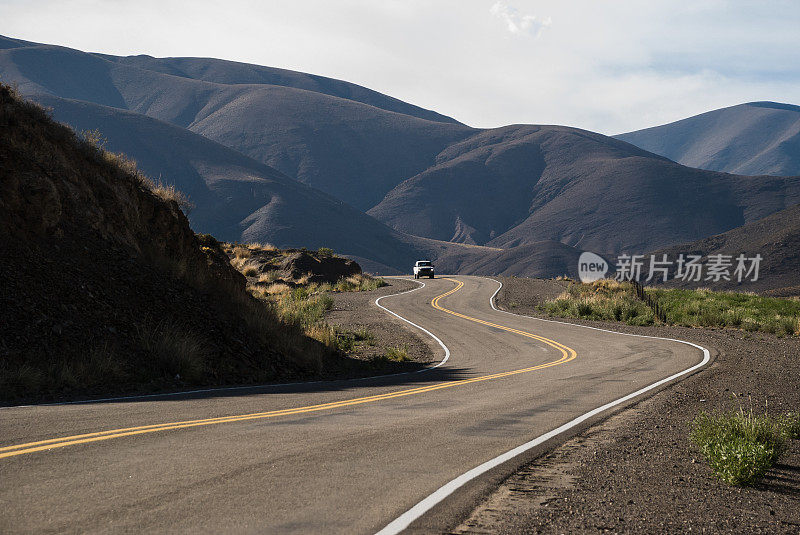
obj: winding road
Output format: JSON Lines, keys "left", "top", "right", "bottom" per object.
{"left": 0, "top": 276, "right": 709, "bottom": 533}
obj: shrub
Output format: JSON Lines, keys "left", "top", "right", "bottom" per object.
{"left": 333, "top": 273, "right": 388, "bottom": 292}
{"left": 353, "top": 327, "right": 376, "bottom": 345}
{"left": 690, "top": 408, "right": 788, "bottom": 485}
{"left": 137, "top": 320, "right": 211, "bottom": 384}
{"left": 384, "top": 346, "right": 410, "bottom": 362}
{"left": 81, "top": 128, "right": 107, "bottom": 150}
{"left": 241, "top": 263, "right": 259, "bottom": 277}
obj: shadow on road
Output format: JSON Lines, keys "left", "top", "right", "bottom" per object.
{"left": 18, "top": 365, "right": 478, "bottom": 408}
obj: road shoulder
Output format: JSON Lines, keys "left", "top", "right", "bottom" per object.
{"left": 454, "top": 278, "right": 800, "bottom": 533}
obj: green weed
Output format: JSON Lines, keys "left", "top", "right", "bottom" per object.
{"left": 384, "top": 346, "right": 411, "bottom": 362}
{"left": 690, "top": 406, "right": 793, "bottom": 485}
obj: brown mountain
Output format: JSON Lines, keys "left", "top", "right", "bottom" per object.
{"left": 369, "top": 125, "right": 800, "bottom": 254}
{"left": 4, "top": 34, "right": 799, "bottom": 282}
{"left": 0, "top": 35, "right": 472, "bottom": 211}
{"left": 646, "top": 203, "right": 800, "bottom": 293}
{"left": 32, "top": 94, "right": 426, "bottom": 269}
{"left": 616, "top": 102, "right": 800, "bottom": 177}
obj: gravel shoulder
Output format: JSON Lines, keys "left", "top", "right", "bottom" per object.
{"left": 455, "top": 276, "right": 800, "bottom": 533}
{"left": 324, "top": 277, "right": 435, "bottom": 367}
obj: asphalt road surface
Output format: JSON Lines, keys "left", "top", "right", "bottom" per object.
{"left": 0, "top": 276, "right": 708, "bottom": 534}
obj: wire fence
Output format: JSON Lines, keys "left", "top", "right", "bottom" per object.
{"left": 631, "top": 279, "right": 667, "bottom": 323}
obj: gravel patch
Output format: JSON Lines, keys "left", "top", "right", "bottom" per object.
{"left": 324, "top": 278, "right": 435, "bottom": 367}
{"left": 455, "top": 277, "right": 800, "bottom": 533}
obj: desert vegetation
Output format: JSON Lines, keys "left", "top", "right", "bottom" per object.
{"left": 690, "top": 402, "right": 799, "bottom": 485}
{"left": 540, "top": 279, "right": 800, "bottom": 335}
{"left": 541, "top": 279, "right": 656, "bottom": 326}
{"left": 650, "top": 287, "right": 800, "bottom": 335}
{"left": 79, "top": 127, "right": 194, "bottom": 215}
{"left": 249, "top": 279, "right": 389, "bottom": 356}
{"left": 224, "top": 242, "right": 393, "bottom": 360}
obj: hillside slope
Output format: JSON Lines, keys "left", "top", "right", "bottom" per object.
{"left": 96, "top": 53, "right": 461, "bottom": 124}
{"left": 616, "top": 102, "right": 800, "bottom": 176}
{"left": 647, "top": 203, "right": 800, "bottom": 292}
{"left": 0, "top": 35, "right": 474, "bottom": 210}
{"left": 0, "top": 84, "right": 338, "bottom": 402}
{"left": 370, "top": 125, "right": 800, "bottom": 254}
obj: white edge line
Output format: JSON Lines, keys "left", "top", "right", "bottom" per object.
{"left": 375, "top": 279, "right": 450, "bottom": 370}
{"left": 2, "top": 278, "right": 446, "bottom": 410}
{"left": 375, "top": 277, "right": 711, "bottom": 535}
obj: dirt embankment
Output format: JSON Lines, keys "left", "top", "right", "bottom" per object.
{"left": 457, "top": 277, "right": 800, "bottom": 533}
{"left": 325, "top": 278, "right": 435, "bottom": 366}
{"left": 0, "top": 84, "right": 334, "bottom": 403}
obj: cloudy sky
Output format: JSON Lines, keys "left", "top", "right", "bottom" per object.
{"left": 2, "top": 0, "right": 799, "bottom": 133}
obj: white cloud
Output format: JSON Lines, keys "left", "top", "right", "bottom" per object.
{"left": 490, "top": 1, "right": 551, "bottom": 37}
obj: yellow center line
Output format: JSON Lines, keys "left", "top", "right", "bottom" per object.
{"left": 0, "top": 278, "right": 576, "bottom": 460}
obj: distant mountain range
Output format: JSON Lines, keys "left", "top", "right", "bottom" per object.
{"left": 33, "top": 93, "right": 424, "bottom": 269}
{"left": 369, "top": 124, "right": 800, "bottom": 254}
{"left": 2, "top": 34, "right": 799, "bottom": 287}
{"left": 0, "top": 34, "right": 472, "bottom": 211}
{"left": 617, "top": 102, "right": 800, "bottom": 177}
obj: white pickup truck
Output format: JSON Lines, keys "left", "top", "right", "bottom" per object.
{"left": 413, "top": 260, "right": 435, "bottom": 279}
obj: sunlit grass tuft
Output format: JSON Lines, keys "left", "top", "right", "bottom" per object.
{"left": 690, "top": 402, "right": 797, "bottom": 486}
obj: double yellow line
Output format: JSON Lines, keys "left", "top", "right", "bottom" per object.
{"left": 0, "top": 279, "right": 576, "bottom": 460}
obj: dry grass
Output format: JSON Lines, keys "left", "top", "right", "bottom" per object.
{"left": 78, "top": 127, "right": 195, "bottom": 216}
{"left": 265, "top": 282, "right": 292, "bottom": 295}
{"left": 0, "top": 342, "right": 129, "bottom": 399}
{"left": 247, "top": 242, "right": 277, "bottom": 252}
{"left": 333, "top": 273, "right": 388, "bottom": 292}
{"left": 232, "top": 246, "right": 252, "bottom": 259}
{"left": 241, "top": 263, "right": 259, "bottom": 277}
{"left": 542, "top": 279, "right": 655, "bottom": 326}
{"left": 137, "top": 319, "right": 211, "bottom": 384}
{"left": 148, "top": 182, "right": 194, "bottom": 214}
{"left": 257, "top": 271, "right": 282, "bottom": 284}
{"left": 384, "top": 346, "right": 411, "bottom": 362}
{"left": 223, "top": 240, "right": 391, "bottom": 358}
{"left": 541, "top": 279, "right": 800, "bottom": 334}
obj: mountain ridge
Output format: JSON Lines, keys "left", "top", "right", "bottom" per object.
{"left": 0, "top": 35, "right": 474, "bottom": 209}
{"left": 4, "top": 34, "right": 800, "bottom": 284}
{"left": 33, "top": 92, "right": 425, "bottom": 268}
{"left": 370, "top": 124, "right": 800, "bottom": 254}
{"left": 616, "top": 101, "right": 800, "bottom": 177}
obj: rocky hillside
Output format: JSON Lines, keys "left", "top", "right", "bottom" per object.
{"left": 0, "top": 84, "right": 335, "bottom": 402}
